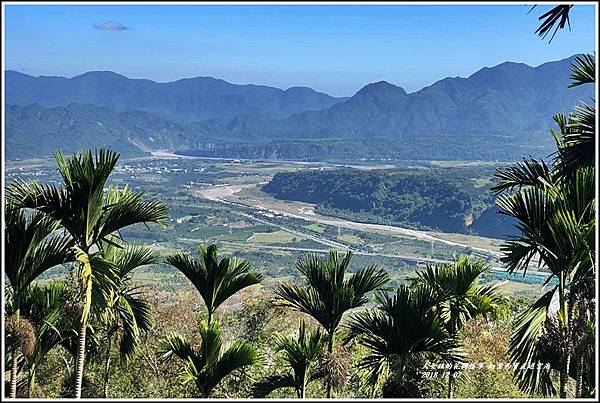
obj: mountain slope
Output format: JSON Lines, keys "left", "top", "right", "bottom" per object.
{"left": 5, "top": 55, "right": 595, "bottom": 161}
{"left": 269, "top": 56, "right": 594, "bottom": 139}
{"left": 5, "top": 70, "right": 347, "bottom": 123}
{"left": 178, "top": 55, "right": 594, "bottom": 160}
{"left": 5, "top": 103, "right": 192, "bottom": 159}
{"left": 261, "top": 166, "right": 518, "bottom": 236}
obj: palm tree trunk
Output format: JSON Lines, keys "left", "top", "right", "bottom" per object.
{"left": 447, "top": 367, "right": 456, "bottom": 399}
{"left": 300, "top": 379, "right": 306, "bottom": 399}
{"left": 208, "top": 310, "right": 212, "bottom": 325}
{"left": 575, "top": 354, "right": 584, "bottom": 398}
{"left": 103, "top": 334, "right": 113, "bottom": 398}
{"left": 74, "top": 321, "right": 88, "bottom": 399}
{"left": 10, "top": 308, "right": 21, "bottom": 399}
{"left": 10, "top": 348, "right": 19, "bottom": 398}
{"left": 559, "top": 351, "right": 571, "bottom": 398}
{"left": 28, "top": 363, "right": 37, "bottom": 397}
{"left": 326, "top": 332, "right": 334, "bottom": 398}
{"left": 557, "top": 273, "right": 569, "bottom": 399}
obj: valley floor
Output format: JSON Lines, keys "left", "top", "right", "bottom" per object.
{"left": 7, "top": 155, "right": 547, "bottom": 295}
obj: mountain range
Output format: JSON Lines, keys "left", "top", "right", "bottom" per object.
{"left": 5, "top": 70, "right": 346, "bottom": 122}
{"left": 5, "top": 55, "right": 594, "bottom": 161}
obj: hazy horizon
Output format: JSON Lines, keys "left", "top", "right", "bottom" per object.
{"left": 4, "top": 4, "right": 596, "bottom": 97}
{"left": 4, "top": 52, "right": 586, "bottom": 98}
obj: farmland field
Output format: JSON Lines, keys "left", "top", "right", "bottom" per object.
{"left": 5, "top": 154, "right": 544, "bottom": 297}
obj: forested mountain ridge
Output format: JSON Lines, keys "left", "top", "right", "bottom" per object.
{"left": 5, "top": 102, "right": 286, "bottom": 160}
{"left": 262, "top": 167, "right": 517, "bottom": 238}
{"left": 5, "top": 55, "right": 594, "bottom": 161}
{"left": 5, "top": 103, "right": 194, "bottom": 159}
{"left": 5, "top": 70, "right": 347, "bottom": 123}
{"left": 267, "top": 55, "right": 593, "bottom": 139}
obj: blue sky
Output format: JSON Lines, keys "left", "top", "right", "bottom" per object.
{"left": 3, "top": 3, "right": 596, "bottom": 96}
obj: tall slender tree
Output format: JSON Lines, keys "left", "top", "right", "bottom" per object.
{"left": 252, "top": 319, "right": 325, "bottom": 398}
{"left": 4, "top": 205, "right": 72, "bottom": 398}
{"left": 99, "top": 244, "right": 159, "bottom": 398}
{"left": 570, "top": 279, "right": 595, "bottom": 398}
{"left": 166, "top": 244, "right": 262, "bottom": 324}
{"left": 160, "top": 320, "right": 260, "bottom": 397}
{"left": 275, "top": 250, "right": 389, "bottom": 397}
{"left": 495, "top": 165, "right": 594, "bottom": 397}
{"left": 346, "top": 284, "right": 465, "bottom": 397}
{"left": 409, "top": 256, "right": 507, "bottom": 398}
{"left": 8, "top": 149, "right": 169, "bottom": 398}
{"left": 493, "top": 53, "right": 595, "bottom": 398}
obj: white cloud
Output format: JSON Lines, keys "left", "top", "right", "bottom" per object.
{"left": 93, "top": 21, "right": 131, "bottom": 31}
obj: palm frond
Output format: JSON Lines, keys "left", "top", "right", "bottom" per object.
{"left": 569, "top": 53, "right": 595, "bottom": 87}
{"left": 498, "top": 164, "right": 595, "bottom": 281}
{"left": 160, "top": 332, "right": 200, "bottom": 367}
{"left": 552, "top": 103, "right": 596, "bottom": 177}
{"left": 491, "top": 158, "right": 552, "bottom": 194}
{"left": 345, "top": 265, "right": 390, "bottom": 307}
{"left": 19, "top": 282, "right": 75, "bottom": 366}
{"left": 19, "top": 281, "right": 69, "bottom": 320}
{"left": 114, "top": 292, "right": 154, "bottom": 361}
{"left": 55, "top": 149, "right": 120, "bottom": 245}
{"left": 163, "top": 320, "right": 259, "bottom": 397}
{"left": 198, "top": 320, "right": 223, "bottom": 367}
{"left": 346, "top": 285, "right": 465, "bottom": 390}
{"left": 166, "top": 244, "right": 261, "bottom": 319}
{"left": 104, "top": 244, "right": 161, "bottom": 278}
{"left": 264, "top": 319, "right": 327, "bottom": 396}
{"left": 213, "top": 257, "right": 263, "bottom": 309}
{"left": 205, "top": 341, "right": 260, "bottom": 396}
{"left": 7, "top": 180, "right": 71, "bottom": 225}
{"left": 276, "top": 250, "right": 389, "bottom": 335}
{"left": 530, "top": 5, "right": 573, "bottom": 43}
{"left": 276, "top": 319, "right": 325, "bottom": 369}
{"left": 509, "top": 288, "right": 557, "bottom": 396}
{"left": 275, "top": 283, "right": 328, "bottom": 330}
{"left": 99, "top": 186, "right": 169, "bottom": 242}
{"left": 4, "top": 206, "right": 72, "bottom": 297}
{"left": 496, "top": 187, "right": 554, "bottom": 274}
{"left": 410, "top": 256, "right": 506, "bottom": 334}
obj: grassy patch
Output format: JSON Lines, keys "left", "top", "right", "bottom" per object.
{"left": 338, "top": 234, "right": 362, "bottom": 245}
{"left": 248, "top": 230, "right": 304, "bottom": 244}
{"left": 304, "top": 223, "right": 326, "bottom": 234}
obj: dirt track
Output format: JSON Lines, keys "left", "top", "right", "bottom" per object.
{"left": 194, "top": 182, "right": 503, "bottom": 258}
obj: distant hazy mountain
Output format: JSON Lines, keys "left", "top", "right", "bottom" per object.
{"left": 5, "top": 103, "right": 191, "bottom": 159}
{"left": 228, "top": 55, "right": 594, "bottom": 139}
{"left": 181, "top": 55, "right": 594, "bottom": 160}
{"left": 5, "top": 102, "right": 277, "bottom": 160}
{"left": 5, "top": 70, "right": 347, "bottom": 122}
{"left": 5, "top": 55, "right": 595, "bottom": 161}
